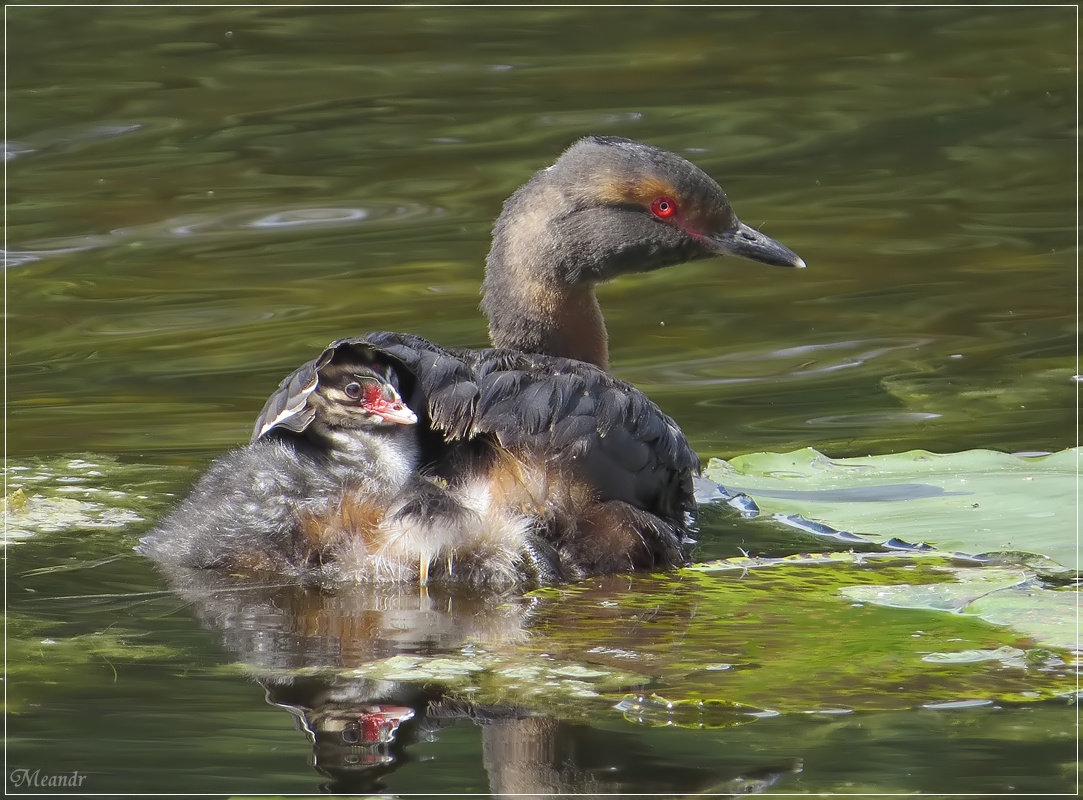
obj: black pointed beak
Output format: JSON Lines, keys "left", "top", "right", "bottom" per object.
{"left": 710, "top": 220, "right": 806, "bottom": 269}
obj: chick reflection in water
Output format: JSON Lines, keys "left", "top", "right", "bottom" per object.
{"left": 139, "top": 342, "right": 539, "bottom": 586}
{"left": 155, "top": 569, "right": 533, "bottom": 791}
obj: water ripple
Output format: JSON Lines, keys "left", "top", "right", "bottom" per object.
{"left": 248, "top": 207, "right": 368, "bottom": 228}
{"left": 805, "top": 411, "right": 942, "bottom": 428}
{"left": 4, "top": 141, "right": 36, "bottom": 161}
{"left": 8, "top": 202, "right": 441, "bottom": 266}
{"left": 639, "top": 337, "right": 934, "bottom": 386}
{"left": 7, "top": 120, "right": 152, "bottom": 161}
{"left": 4, "top": 235, "right": 119, "bottom": 267}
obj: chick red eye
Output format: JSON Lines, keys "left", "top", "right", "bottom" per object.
{"left": 343, "top": 382, "right": 362, "bottom": 400}
{"left": 650, "top": 196, "right": 677, "bottom": 219}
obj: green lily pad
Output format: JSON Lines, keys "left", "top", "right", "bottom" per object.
{"left": 839, "top": 565, "right": 1076, "bottom": 650}
{"left": 705, "top": 447, "right": 1078, "bottom": 570}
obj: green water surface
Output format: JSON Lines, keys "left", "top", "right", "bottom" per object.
{"left": 6, "top": 6, "right": 1076, "bottom": 796}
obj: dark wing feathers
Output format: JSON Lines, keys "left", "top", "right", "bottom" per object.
{"left": 250, "top": 354, "right": 323, "bottom": 441}
{"left": 549, "top": 412, "right": 599, "bottom": 457}
{"left": 263, "top": 330, "right": 699, "bottom": 518}
{"left": 415, "top": 353, "right": 479, "bottom": 440}
{"left": 483, "top": 373, "right": 555, "bottom": 438}
{"left": 477, "top": 370, "right": 525, "bottom": 412}
{"left": 400, "top": 332, "right": 697, "bottom": 513}
{"left": 594, "top": 385, "right": 630, "bottom": 435}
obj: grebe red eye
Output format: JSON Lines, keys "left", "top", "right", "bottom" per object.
{"left": 650, "top": 196, "right": 677, "bottom": 219}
